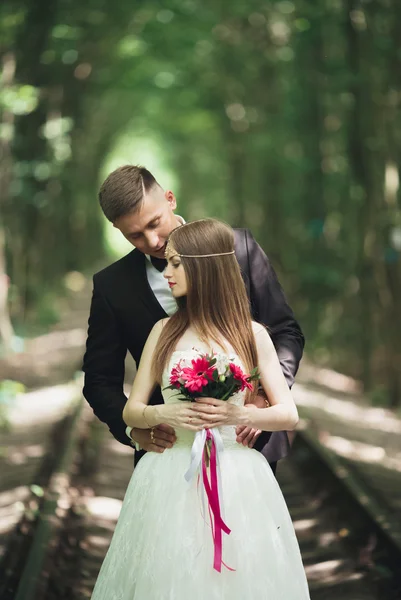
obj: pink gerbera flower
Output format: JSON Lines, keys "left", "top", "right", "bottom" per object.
{"left": 181, "top": 357, "right": 215, "bottom": 394}
{"left": 170, "top": 363, "right": 184, "bottom": 389}
{"left": 229, "top": 363, "right": 254, "bottom": 391}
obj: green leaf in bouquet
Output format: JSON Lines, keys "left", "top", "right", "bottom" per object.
{"left": 248, "top": 367, "right": 260, "bottom": 381}
{"left": 225, "top": 373, "right": 235, "bottom": 386}
{"left": 212, "top": 369, "right": 219, "bottom": 381}
{"left": 220, "top": 381, "right": 240, "bottom": 401}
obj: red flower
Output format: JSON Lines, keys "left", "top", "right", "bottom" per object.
{"left": 170, "top": 363, "right": 184, "bottom": 389}
{"left": 182, "top": 357, "right": 215, "bottom": 394}
{"left": 229, "top": 363, "right": 254, "bottom": 391}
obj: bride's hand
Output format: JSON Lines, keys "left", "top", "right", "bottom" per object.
{"left": 193, "top": 397, "right": 245, "bottom": 428}
{"left": 155, "top": 402, "right": 209, "bottom": 431}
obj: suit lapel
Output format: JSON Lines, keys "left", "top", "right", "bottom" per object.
{"left": 127, "top": 250, "right": 168, "bottom": 320}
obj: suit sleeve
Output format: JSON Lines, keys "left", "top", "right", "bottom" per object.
{"left": 245, "top": 230, "right": 305, "bottom": 389}
{"left": 82, "top": 276, "right": 131, "bottom": 446}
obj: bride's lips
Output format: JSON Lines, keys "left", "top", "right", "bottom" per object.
{"left": 168, "top": 282, "right": 176, "bottom": 288}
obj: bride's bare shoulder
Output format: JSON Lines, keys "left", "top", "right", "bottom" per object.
{"left": 156, "top": 317, "right": 170, "bottom": 328}
{"left": 149, "top": 318, "right": 170, "bottom": 339}
{"left": 252, "top": 320, "right": 274, "bottom": 343}
{"left": 251, "top": 321, "right": 268, "bottom": 336}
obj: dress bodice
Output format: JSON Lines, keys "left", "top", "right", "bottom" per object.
{"left": 162, "top": 348, "right": 247, "bottom": 448}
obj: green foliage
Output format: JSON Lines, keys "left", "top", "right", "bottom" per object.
{"left": 0, "top": 379, "right": 25, "bottom": 431}
{"left": 0, "top": 84, "right": 39, "bottom": 115}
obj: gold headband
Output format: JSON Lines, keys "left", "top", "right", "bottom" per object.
{"left": 177, "top": 251, "right": 235, "bottom": 258}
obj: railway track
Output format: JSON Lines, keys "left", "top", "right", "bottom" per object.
{"left": 0, "top": 398, "right": 87, "bottom": 600}
{"left": 1, "top": 404, "right": 400, "bottom": 600}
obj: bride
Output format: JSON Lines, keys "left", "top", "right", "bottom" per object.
{"left": 91, "top": 219, "right": 310, "bottom": 599}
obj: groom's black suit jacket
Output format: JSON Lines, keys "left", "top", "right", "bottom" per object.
{"left": 82, "top": 228, "right": 305, "bottom": 466}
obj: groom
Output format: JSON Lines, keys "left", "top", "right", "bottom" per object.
{"left": 83, "top": 165, "right": 304, "bottom": 469}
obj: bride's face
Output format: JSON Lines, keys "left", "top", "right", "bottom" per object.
{"left": 164, "top": 244, "right": 188, "bottom": 297}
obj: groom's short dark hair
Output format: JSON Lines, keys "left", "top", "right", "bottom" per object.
{"left": 99, "top": 165, "right": 159, "bottom": 222}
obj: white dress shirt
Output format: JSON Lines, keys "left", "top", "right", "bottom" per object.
{"left": 144, "top": 258, "right": 178, "bottom": 316}
{"left": 126, "top": 216, "right": 185, "bottom": 448}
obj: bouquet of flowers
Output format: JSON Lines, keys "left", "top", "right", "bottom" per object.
{"left": 165, "top": 351, "right": 259, "bottom": 400}
{"left": 165, "top": 351, "right": 260, "bottom": 573}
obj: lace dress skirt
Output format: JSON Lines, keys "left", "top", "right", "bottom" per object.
{"left": 90, "top": 426, "right": 310, "bottom": 600}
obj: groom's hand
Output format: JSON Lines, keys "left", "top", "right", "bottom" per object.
{"left": 236, "top": 392, "right": 269, "bottom": 447}
{"left": 236, "top": 424, "right": 262, "bottom": 448}
{"left": 130, "top": 423, "right": 177, "bottom": 453}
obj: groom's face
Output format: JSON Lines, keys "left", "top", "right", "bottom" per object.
{"left": 113, "top": 187, "right": 179, "bottom": 258}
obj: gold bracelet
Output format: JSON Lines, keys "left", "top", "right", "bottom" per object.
{"left": 143, "top": 405, "right": 153, "bottom": 428}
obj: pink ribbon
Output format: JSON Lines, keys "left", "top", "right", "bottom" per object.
{"left": 201, "top": 429, "right": 234, "bottom": 573}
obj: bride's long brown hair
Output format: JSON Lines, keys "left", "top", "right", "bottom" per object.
{"left": 153, "top": 219, "right": 258, "bottom": 388}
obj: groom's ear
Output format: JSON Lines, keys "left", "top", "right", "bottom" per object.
{"left": 165, "top": 190, "right": 177, "bottom": 210}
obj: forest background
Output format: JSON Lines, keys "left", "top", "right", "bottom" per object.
{"left": 1, "top": 0, "right": 400, "bottom": 408}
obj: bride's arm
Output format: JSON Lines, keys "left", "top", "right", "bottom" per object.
{"left": 122, "top": 321, "right": 163, "bottom": 429}
{"left": 123, "top": 322, "right": 203, "bottom": 432}
{"left": 245, "top": 324, "right": 299, "bottom": 431}
{"left": 195, "top": 324, "right": 299, "bottom": 432}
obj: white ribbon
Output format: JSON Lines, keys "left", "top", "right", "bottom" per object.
{"left": 185, "top": 428, "right": 225, "bottom": 482}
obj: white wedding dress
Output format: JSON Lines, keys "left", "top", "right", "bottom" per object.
{"left": 91, "top": 349, "right": 310, "bottom": 599}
